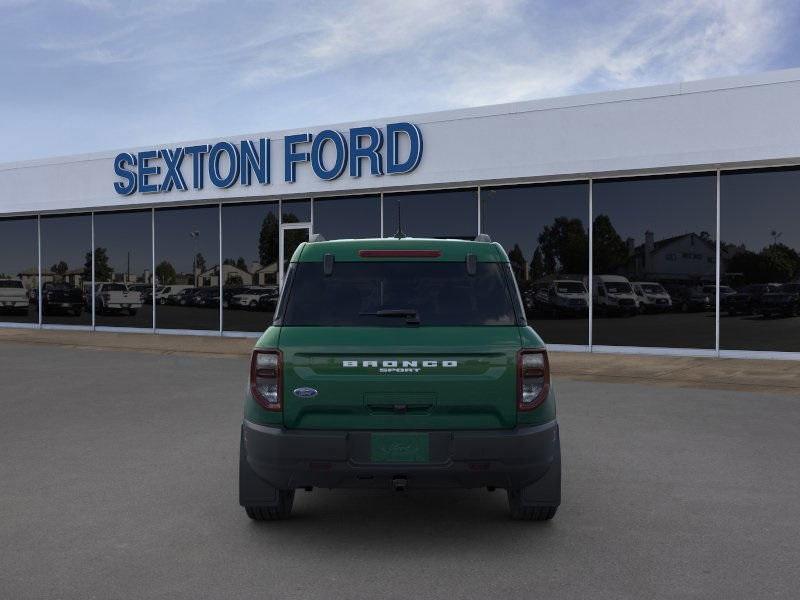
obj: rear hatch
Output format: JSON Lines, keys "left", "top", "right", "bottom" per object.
{"left": 274, "top": 247, "right": 525, "bottom": 430}
{"left": 279, "top": 327, "right": 521, "bottom": 430}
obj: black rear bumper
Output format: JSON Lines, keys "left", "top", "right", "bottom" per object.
{"left": 240, "top": 419, "right": 560, "bottom": 500}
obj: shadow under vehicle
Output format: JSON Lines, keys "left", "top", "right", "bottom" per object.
{"left": 189, "top": 287, "right": 220, "bottom": 308}
{"left": 723, "top": 283, "right": 781, "bottom": 316}
{"left": 667, "top": 285, "right": 712, "bottom": 313}
{"left": 41, "top": 282, "right": 84, "bottom": 316}
{"left": 533, "top": 280, "right": 588, "bottom": 317}
{"left": 94, "top": 283, "right": 142, "bottom": 316}
{"left": 631, "top": 281, "right": 672, "bottom": 313}
{"left": 758, "top": 283, "right": 800, "bottom": 318}
{"left": 0, "top": 279, "right": 31, "bottom": 315}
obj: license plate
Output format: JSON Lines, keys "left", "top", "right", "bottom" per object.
{"left": 371, "top": 433, "right": 429, "bottom": 463}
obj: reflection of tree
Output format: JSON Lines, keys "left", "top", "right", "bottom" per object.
{"left": 530, "top": 246, "right": 545, "bottom": 281}
{"left": 156, "top": 260, "right": 177, "bottom": 285}
{"left": 194, "top": 253, "right": 207, "bottom": 273}
{"left": 236, "top": 257, "right": 248, "bottom": 271}
{"left": 537, "top": 217, "right": 588, "bottom": 274}
{"left": 50, "top": 261, "right": 68, "bottom": 276}
{"left": 507, "top": 244, "right": 526, "bottom": 281}
{"left": 727, "top": 243, "right": 800, "bottom": 284}
{"left": 84, "top": 247, "right": 112, "bottom": 282}
{"left": 592, "top": 214, "right": 628, "bottom": 274}
{"left": 258, "top": 213, "right": 279, "bottom": 267}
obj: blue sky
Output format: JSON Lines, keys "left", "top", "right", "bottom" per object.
{"left": 0, "top": 0, "right": 798, "bottom": 163}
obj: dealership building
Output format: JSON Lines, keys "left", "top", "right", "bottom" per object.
{"left": 1, "top": 68, "right": 800, "bottom": 359}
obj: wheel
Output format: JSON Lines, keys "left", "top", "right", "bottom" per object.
{"left": 244, "top": 491, "right": 295, "bottom": 521}
{"left": 507, "top": 489, "right": 558, "bottom": 521}
{"left": 249, "top": 300, "right": 258, "bottom": 308}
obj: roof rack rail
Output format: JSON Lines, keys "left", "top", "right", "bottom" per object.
{"left": 474, "top": 234, "right": 492, "bottom": 242}
{"left": 309, "top": 233, "right": 326, "bottom": 243}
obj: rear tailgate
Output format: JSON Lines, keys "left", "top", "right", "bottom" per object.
{"left": 279, "top": 327, "right": 521, "bottom": 430}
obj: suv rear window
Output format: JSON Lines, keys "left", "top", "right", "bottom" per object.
{"left": 0, "top": 280, "right": 23, "bottom": 288}
{"left": 281, "top": 261, "right": 519, "bottom": 326}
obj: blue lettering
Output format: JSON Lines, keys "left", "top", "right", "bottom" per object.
{"left": 349, "top": 127, "right": 384, "bottom": 177}
{"left": 137, "top": 150, "right": 161, "bottom": 194}
{"left": 284, "top": 133, "right": 311, "bottom": 183}
{"left": 113, "top": 152, "right": 137, "bottom": 195}
{"left": 208, "top": 142, "right": 239, "bottom": 188}
{"left": 311, "top": 130, "right": 347, "bottom": 181}
{"left": 159, "top": 148, "right": 187, "bottom": 192}
{"left": 240, "top": 139, "right": 269, "bottom": 186}
{"left": 386, "top": 122, "right": 423, "bottom": 175}
{"left": 183, "top": 145, "right": 210, "bottom": 190}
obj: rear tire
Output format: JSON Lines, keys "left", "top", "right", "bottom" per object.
{"left": 507, "top": 490, "right": 558, "bottom": 521}
{"left": 244, "top": 490, "right": 295, "bottom": 521}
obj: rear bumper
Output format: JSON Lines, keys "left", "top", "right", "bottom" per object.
{"left": 241, "top": 419, "right": 560, "bottom": 493}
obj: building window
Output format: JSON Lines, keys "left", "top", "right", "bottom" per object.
{"left": 721, "top": 167, "right": 800, "bottom": 352}
{"left": 0, "top": 217, "right": 38, "bottom": 325}
{"left": 221, "top": 202, "right": 278, "bottom": 332}
{"left": 592, "top": 173, "right": 717, "bottom": 349}
{"left": 313, "top": 195, "right": 380, "bottom": 240}
{"left": 383, "top": 189, "right": 478, "bottom": 239}
{"left": 40, "top": 214, "right": 92, "bottom": 326}
{"left": 154, "top": 205, "right": 220, "bottom": 331}
{"left": 93, "top": 210, "right": 153, "bottom": 329}
{"left": 481, "top": 182, "right": 589, "bottom": 346}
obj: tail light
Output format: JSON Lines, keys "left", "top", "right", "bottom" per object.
{"left": 518, "top": 349, "right": 550, "bottom": 411}
{"left": 250, "top": 349, "right": 282, "bottom": 411}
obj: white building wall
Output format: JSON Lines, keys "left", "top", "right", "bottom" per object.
{"left": 2, "top": 69, "right": 800, "bottom": 215}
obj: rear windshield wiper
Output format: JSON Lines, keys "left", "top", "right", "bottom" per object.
{"left": 359, "top": 308, "right": 420, "bottom": 325}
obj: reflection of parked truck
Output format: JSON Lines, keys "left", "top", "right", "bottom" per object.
{"left": 95, "top": 283, "right": 142, "bottom": 315}
{"left": 758, "top": 283, "right": 800, "bottom": 317}
{"left": 631, "top": 282, "right": 672, "bottom": 313}
{"left": 155, "top": 285, "right": 194, "bottom": 305}
{"left": 589, "top": 275, "right": 638, "bottom": 316}
{"left": 42, "top": 282, "right": 83, "bottom": 316}
{"left": 0, "top": 279, "right": 30, "bottom": 314}
{"left": 534, "top": 280, "right": 588, "bottom": 316}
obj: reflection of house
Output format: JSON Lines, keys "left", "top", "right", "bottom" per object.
{"left": 196, "top": 264, "right": 253, "bottom": 287}
{"left": 16, "top": 268, "right": 38, "bottom": 291}
{"left": 628, "top": 231, "right": 729, "bottom": 281}
{"left": 252, "top": 262, "right": 277, "bottom": 286}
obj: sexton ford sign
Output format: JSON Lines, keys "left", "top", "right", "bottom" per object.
{"left": 112, "top": 122, "right": 423, "bottom": 196}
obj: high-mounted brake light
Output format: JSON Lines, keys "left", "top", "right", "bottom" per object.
{"left": 358, "top": 250, "right": 441, "bottom": 258}
{"left": 517, "top": 349, "right": 550, "bottom": 411}
{"left": 250, "top": 349, "right": 282, "bottom": 411}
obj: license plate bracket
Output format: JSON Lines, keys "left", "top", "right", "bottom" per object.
{"left": 370, "top": 432, "right": 429, "bottom": 463}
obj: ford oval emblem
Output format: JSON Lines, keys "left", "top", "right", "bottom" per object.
{"left": 293, "top": 387, "right": 318, "bottom": 398}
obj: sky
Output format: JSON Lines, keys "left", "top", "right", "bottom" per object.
{"left": 0, "top": 0, "right": 799, "bottom": 164}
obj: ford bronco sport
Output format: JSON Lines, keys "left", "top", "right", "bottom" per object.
{"left": 239, "top": 236, "right": 561, "bottom": 521}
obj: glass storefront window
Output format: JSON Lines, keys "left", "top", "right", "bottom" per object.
{"left": 481, "top": 182, "right": 589, "bottom": 346}
{"left": 154, "top": 205, "right": 219, "bottom": 331}
{"left": 0, "top": 217, "right": 38, "bottom": 324}
{"left": 383, "top": 189, "right": 477, "bottom": 239}
{"left": 221, "top": 202, "right": 279, "bottom": 332}
{"left": 721, "top": 167, "right": 800, "bottom": 352}
{"left": 282, "top": 199, "right": 310, "bottom": 223}
{"left": 93, "top": 210, "right": 152, "bottom": 329}
{"left": 313, "top": 195, "right": 380, "bottom": 240}
{"left": 592, "top": 173, "right": 717, "bottom": 349}
{"left": 40, "top": 214, "right": 92, "bottom": 326}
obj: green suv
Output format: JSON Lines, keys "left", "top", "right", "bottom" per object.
{"left": 239, "top": 236, "right": 561, "bottom": 521}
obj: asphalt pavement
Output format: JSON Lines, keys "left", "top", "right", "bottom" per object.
{"left": 1, "top": 342, "right": 799, "bottom": 599}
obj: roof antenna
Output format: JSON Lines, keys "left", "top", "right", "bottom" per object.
{"left": 394, "top": 199, "right": 406, "bottom": 239}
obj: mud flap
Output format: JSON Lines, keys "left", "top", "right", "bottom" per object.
{"left": 239, "top": 427, "right": 280, "bottom": 507}
{"left": 519, "top": 433, "right": 561, "bottom": 507}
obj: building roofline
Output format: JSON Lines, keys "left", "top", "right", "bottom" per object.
{"left": 2, "top": 67, "right": 800, "bottom": 171}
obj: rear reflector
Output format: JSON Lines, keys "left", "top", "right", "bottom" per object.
{"left": 358, "top": 249, "right": 441, "bottom": 258}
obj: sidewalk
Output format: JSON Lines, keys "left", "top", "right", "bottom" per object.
{"left": 1, "top": 328, "right": 798, "bottom": 396}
